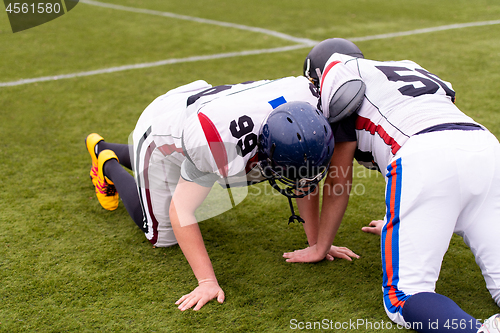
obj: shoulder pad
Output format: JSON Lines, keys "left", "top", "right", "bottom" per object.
{"left": 328, "top": 80, "right": 366, "bottom": 123}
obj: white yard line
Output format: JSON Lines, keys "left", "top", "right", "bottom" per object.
{"left": 350, "top": 20, "right": 500, "bottom": 42}
{"left": 1, "top": 0, "right": 499, "bottom": 88}
{"left": 0, "top": 45, "right": 306, "bottom": 87}
{"left": 80, "top": 0, "right": 318, "bottom": 46}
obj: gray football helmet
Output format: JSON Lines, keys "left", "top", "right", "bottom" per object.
{"left": 303, "top": 38, "right": 364, "bottom": 89}
{"left": 304, "top": 38, "right": 366, "bottom": 123}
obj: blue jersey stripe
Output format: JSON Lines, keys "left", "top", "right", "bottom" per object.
{"left": 382, "top": 158, "right": 410, "bottom": 315}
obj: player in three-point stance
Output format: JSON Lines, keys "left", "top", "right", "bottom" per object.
{"left": 85, "top": 77, "right": 359, "bottom": 312}
{"left": 283, "top": 38, "right": 500, "bottom": 333}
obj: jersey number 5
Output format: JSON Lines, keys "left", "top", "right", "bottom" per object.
{"left": 376, "top": 65, "right": 455, "bottom": 102}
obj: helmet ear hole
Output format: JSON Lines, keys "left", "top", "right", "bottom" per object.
{"left": 287, "top": 117, "right": 293, "bottom": 123}
{"left": 297, "top": 133, "right": 302, "bottom": 141}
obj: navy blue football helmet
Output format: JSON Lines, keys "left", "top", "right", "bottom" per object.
{"left": 257, "top": 101, "right": 334, "bottom": 200}
{"left": 304, "top": 38, "right": 364, "bottom": 89}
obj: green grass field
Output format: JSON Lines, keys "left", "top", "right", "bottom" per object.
{"left": 1, "top": 0, "right": 500, "bottom": 332}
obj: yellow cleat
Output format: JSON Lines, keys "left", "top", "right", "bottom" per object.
{"left": 85, "top": 133, "right": 104, "bottom": 186}
{"left": 95, "top": 149, "right": 120, "bottom": 211}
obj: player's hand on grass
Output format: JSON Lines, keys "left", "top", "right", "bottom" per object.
{"left": 283, "top": 244, "right": 359, "bottom": 263}
{"left": 326, "top": 245, "right": 360, "bottom": 261}
{"left": 283, "top": 244, "right": 327, "bottom": 263}
{"left": 361, "top": 220, "right": 384, "bottom": 236}
{"left": 175, "top": 280, "right": 225, "bottom": 311}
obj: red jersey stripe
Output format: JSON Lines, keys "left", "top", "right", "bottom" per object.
{"left": 356, "top": 116, "right": 402, "bottom": 155}
{"left": 198, "top": 112, "right": 229, "bottom": 178}
{"left": 320, "top": 60, "right": 341, "bottom": 94}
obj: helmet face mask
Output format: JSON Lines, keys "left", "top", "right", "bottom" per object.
{"left": 257, "top": 101, "right": 334, "bottom": 200}
{"left": 303, "top": 57, "right": 319, "bottom": 87}
{"left": 257, "top": 153, "right": 329, "bottom": 198}
{"left": 258, "top": 162, "right": 328, "bottom": 198}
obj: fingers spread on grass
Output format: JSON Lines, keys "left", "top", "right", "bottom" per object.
{"left": 217, "top": 291, "right": 225, "bottom": 304}
{"left": 175, "top": 282, "right": 224, "bottom": 311}
{"left": 176, "top": 294, "right": 198, "bottom": 311}
{"left": 328, "top": 245, "right": 360, "bottom": 261}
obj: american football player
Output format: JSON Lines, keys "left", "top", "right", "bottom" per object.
{"left": 85, "top": 77, "right": 359, "bottom": 311}
{"left": 284, "top": 38, "right": 500, "bottom": 333}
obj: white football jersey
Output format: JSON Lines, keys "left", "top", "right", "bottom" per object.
{"left": 320, "top": 54, "right": 478, "bottom": 170}
{"left": 178, "top": 76, "right": 319, "bottom": 182}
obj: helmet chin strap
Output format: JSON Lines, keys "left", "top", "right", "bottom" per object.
{"left": 287, "top": 197, "right": 305, "bottom": 224}
{"left": 267, "top": 178, "right": 318, "bottom": 224}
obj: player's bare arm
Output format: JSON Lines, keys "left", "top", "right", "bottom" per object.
{"left": 170, "top": 178, "right": 225, "bottom": 311}
{"left": 283, "top": 141, "right": 358, "bottom": 263}
{"left": 295, "top": 186, "right": 320, "bottom": 246}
